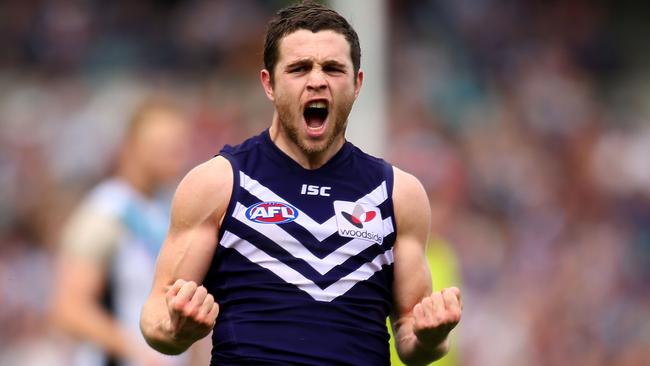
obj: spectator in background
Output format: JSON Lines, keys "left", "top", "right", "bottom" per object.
{"left": 50, "top": 98, "right": 206, "bottom": 366}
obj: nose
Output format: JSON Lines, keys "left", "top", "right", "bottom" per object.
{"left": 306, "top": 69, "right": 327, "bottom": 92}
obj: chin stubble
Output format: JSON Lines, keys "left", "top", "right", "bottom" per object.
{"left": 277, "top": 103, "right": 349, "bottom": 156}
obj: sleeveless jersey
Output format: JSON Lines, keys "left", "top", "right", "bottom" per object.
{"left": 205, "top": 130, "right": 396, "bottom": 365}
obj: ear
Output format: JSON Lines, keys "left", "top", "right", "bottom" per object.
{"left": 354, "top": 70, "right": 364, "bottom": 99}
{"left": 260, "top": 69, "right": 275, "bottom": 102}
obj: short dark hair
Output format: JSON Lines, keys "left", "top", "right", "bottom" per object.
{"left": 263, "top": 0, "right": 361, "bottom": 83}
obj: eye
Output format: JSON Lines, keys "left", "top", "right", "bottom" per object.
{"left": 324, "top": 66, "right": 344, "bottom": 74}
{"left": 290, "top": 65, "right": 308, "bottom": 73}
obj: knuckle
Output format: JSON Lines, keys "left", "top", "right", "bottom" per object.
{"left": 454, "top": 310, "right": 463, "bottom": 321}
{"left": 431, "top": 314, "right": 444, "bottom": 326}
{"left": 421, "top": 297, "right": 432, "bottom": 307}
{"left": 442, "top": 311, "right": 460, "bottom": 324}
{"left": 170, "top": 299, "right": 184, "bottom": 311}
{"left": 413, "top": 319, "right": 424, "bottom": 331}
{"left": 205, "top": 297, "right": 214, "bottom": 308}
{"left": 203, "top": 314, "right": 214, "bottom": 324}
{"left": 183, "top": 304, "right": 198, "bottom": 317}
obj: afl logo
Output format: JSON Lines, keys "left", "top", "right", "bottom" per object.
{"left": 245, "top": 202, "right": 299, "bottom": 224}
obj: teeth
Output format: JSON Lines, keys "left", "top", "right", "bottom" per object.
{"left": 307, "top": 101, "right": 327, "bottom": 109}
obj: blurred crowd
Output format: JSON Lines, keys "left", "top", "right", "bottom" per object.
{"left": 1, "top": 0, "right": 649, "bottom": 365}
{"left": 387, "top": 1, "right": 650, "bottom": 365}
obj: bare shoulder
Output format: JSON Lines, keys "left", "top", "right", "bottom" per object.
{"left": 393, "top": 167, "right": 431, "bottom": 230}
{"left": 170, "top": 156, "right": 233, "bottom": 228}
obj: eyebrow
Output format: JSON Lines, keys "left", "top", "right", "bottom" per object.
{"left": 285, "top": 59, "right": 312, "bottom": 70}
{"left": 321, "top": 60, "right": 347, "bottom": 69}
{"left": 284, "top": 59, "right": 348, "bottom": 70}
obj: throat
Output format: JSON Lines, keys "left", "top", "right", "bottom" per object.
{"left": 304, "top": 108, "right": 328, "bottom": 129}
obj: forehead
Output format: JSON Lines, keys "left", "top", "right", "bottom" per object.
{"left": 277, "top": 29, "right": 352, "bottom": 66}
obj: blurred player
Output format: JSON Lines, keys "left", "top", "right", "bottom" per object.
{"left": 140, "top": 1, "right": 462, "bottom": 365}
{"left": 51, "top": 98, "right": 206, "bottom": 366}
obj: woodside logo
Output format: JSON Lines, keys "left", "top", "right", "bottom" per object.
{"left": 333, "top": 201, "right": 384, "bottom": 243}
{"left": 340, "top": 204, "right": 377, "bottom": 228}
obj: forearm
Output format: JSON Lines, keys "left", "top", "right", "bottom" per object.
{"left": 140, "top": 295, "right": 194, "bottom": 355}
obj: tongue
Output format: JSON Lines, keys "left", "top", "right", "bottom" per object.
{"left": 306, "top": 114, "right": 325, "bottom": 128}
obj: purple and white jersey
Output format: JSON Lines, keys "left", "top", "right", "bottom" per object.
{"left": 206, "top": 130, "right": 396, "bottom": 365}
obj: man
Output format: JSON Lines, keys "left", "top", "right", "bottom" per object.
{"left": 52, "top": 99, "right": 206, "bottom": 366}
{"left": 140, "top": 2, "right": 462, "bottom": 365}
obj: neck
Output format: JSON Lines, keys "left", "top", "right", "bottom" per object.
{"left": 269, "top": 114, "right": 345, "bottom": 170}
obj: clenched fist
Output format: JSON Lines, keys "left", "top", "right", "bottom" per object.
{"left": 164, "top": 279, "right": 219, "bottom": 344}
{"left": 412, "top": 287, "right": 462, "bottom": 347}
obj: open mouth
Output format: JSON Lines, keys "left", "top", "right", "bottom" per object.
{"left": 303, "top": 100, "right": 329, "bottom": 132}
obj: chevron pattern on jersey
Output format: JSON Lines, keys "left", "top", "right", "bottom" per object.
{"left": 239, "top": 171, "right": 390, "bottom": 240}
{"left": 220, "top": 231, "right": 394, "bottom": 302}
{"left": 219, "top": 171, "right": 395, "bottom": 302}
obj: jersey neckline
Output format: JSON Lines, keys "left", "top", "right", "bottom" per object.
{"left": 261, "top": 129, "right": 353, "bottom": 174}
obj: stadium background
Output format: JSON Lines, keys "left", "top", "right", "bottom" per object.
{"left": 1, "top": 0, "right": 649, "bottom": 365}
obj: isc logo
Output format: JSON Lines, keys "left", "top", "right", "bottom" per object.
{"left": 301, "top": 184, "right": 331, "bottom": 197}
{"left": 245, "top": 202, "right": 299, "bottom": 224}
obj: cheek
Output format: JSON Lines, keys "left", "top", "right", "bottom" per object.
{"left": 274, "top": 79, "right": 303, "bottom": 101}
{"left": 274, "top": 89, "right": 300, "bottom": 116}
{"left": 333, "top": 89, "right": 356, "bottom": 111}
{"left": 333, "top": 80, "right": 357, "bottom": 99}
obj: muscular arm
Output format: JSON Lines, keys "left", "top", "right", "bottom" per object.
{"left": 390, "top": 167, "right": 462, "bottom": 365}
{"left": 140, "top": 156, "right": 232, "bottom": 355}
